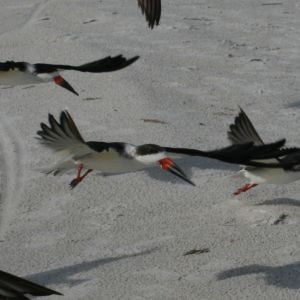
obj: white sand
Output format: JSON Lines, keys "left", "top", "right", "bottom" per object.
{"left": 1, "top": 0, "right": 300, "bottom": 299}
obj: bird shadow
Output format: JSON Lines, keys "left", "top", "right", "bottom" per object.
{"left": 284, "top": 99, "right": 300, "bottom": 109}
{"left": 26, "top": 248, "right": 157, "bottom": 287}
{"left": 217, "top": 262, "right": 300, "bottom": 289}
{"left": 256, "top": 198, "right": 300, "bottom": 207}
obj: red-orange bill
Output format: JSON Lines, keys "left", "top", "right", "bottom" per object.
{"left": 160, "top": 158, "right": 195, "bottom": 186}
{"left": 54, "top": 75, "right": 79, "bottom": 96}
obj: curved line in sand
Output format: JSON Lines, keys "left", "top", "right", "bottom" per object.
{"left": 0, "top": 116, "right": 24, "bottom": 239}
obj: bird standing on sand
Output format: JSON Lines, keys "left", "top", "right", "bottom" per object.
{"left": 36, "top": 111, "right": 295, "bottom": 189}
{"left": 0, "top": 55, "right": 139, "bottom": 95}
{"left": 0, "top": 269, "right": 62, "bottom": 299}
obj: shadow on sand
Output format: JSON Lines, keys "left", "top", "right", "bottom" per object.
{"left": 26, "top": 248, "right": 157, "bottom": 286}
{"left": 257, "top": 198, "right": 300, "bottom": 207}
{"left": 217, "top": 262, "right": 300, "bottom": 289}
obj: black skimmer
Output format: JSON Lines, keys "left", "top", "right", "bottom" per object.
{"left": 137, "top": 0, "right": 161, "bottom": 28}
{"left": 0, "top": 269, "right": 62, "bottom": 299}
{"left": 228, "top": 108, "right": 300, "bottom": 195}
{"left": 0, "top": 55, "right": 139, "bottom": 96}
{"left": 36, "top": 111, "right": 295, "bottom": 189}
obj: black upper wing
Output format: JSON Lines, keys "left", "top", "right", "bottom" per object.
{"left": 34, "top": 55, "right": 139, "bottom": 74}
{"left": 164, "top": 140, "right": 300, "bottom": 168}
{"left": 228, "top": 108, "right": 264, "bottom": 145}
{"left": 137, "top": 0, "right": 161, "bottom": 28}
{"left": 0, "top": 270, "right": 62, "bottom": 299}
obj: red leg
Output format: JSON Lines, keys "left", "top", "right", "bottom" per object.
{"left": 80, "top": 169, "right": 93, "bottom": 181}
{"left": 233, "top": 183, "right": 258, "bottom": 196}
{"left": 70, "top": 167, "right": 93, "bottom": 189}
{"left": 76, "top": 164, "right": 83, "bottom": 179}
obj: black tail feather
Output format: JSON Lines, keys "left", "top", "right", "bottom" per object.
{"left": 138, "top": 0, "right": 161, "bottom": 28}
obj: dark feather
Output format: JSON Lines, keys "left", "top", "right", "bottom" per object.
{"left": 0, "top": 270, "right": 62, "bottom": 299}
{"left": 0, "top": 61, "right": 26, "bottom": 72}
{"left": 137, "top": 0, "right": 161, "bottom": 28}
{"left": 37, "top": 110, "right": 85, "bottom": 150}
{"left": 228, "top": 108, "right": 264, "bottom": 145}
{"left": 34, "top": 55, "right": 139, "bottom": 73}
{"left": 136, "top": 144, "right": 162, "bottom": 155}
{"left": 164, "top": 140, "right": 300, "bottom": 168}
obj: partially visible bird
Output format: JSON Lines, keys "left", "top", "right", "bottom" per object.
{"left": 0, "top": 55, "right": 139, "bottom": 95}
{"left": 228, "top": 108, "right": 300, "bottom": 195}
{"left": 137, "top": 0, "right": 161, "bottom": 29}
{"left": 0, "top": 269, "right": 62, "bottom": 299}
{"left": 36, "top": 110, "right": 295, "bottom": 189}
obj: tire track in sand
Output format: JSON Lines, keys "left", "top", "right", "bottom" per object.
{"left": 0, "top": 116, "right": 24, "bottom": 240}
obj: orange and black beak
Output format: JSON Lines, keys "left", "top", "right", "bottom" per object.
{"left": 159, "top": 158, "right": 195, "bottom": 186}
{"left": 53, "top": 75, "right": 79, "bottom": 96}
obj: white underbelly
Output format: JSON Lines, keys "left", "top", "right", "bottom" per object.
{"left": 243, "top": 167, "right": 300, "bottom": 184}
{"left": 79, "top": 153, "right": 148, "bottom": 174}
{"left": 0, "top": 70, "right": 43, "bottom": 85}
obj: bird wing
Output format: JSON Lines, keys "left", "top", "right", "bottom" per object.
{"left": 0, "top": 61, "right": 25, "bottom": 72}
{"left": 137, "top": 0, "right": 161, "bottom": 28}
{"left": 36, "top": 110, "right": 97, "bottom": 162}
{"left": 228, "top": 108, "right": 264, "bottom": 145}
{"left": 227, "top": 108, "right": 286, "bottom": 165}
{"left": 37, "top": 55, "right": 139, "bottom": 73}
{"left": 0, "top": 270, "right": 62, "bottom": 299}
{"left": 164, "top": 140, "right": 300, "bottom": 168}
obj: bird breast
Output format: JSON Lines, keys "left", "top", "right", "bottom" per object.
{"left": 243, "top": 167, "right": 300, "bottom": 184}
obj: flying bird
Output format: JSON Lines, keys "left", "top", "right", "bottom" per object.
{"left": 137, "top": 0, "right": 161, "bottom": 29}
{"left": 0, "top": 269, "right": 62, "bottom": 299}
{"left": 0, "top": 55, "right": 139, "bottom": 95}
{"left": 228, "top": 108, "right": 300, "bottom": 195}
{"left": 36, "top": 111, "right": 295, "bottom": 189}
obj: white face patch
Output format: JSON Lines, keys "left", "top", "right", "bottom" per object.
{"left": 26, "top": 63, "right": 36, "bottom": 74}
{"left": 124, "top": 144, "right": 137, "bottom": 158}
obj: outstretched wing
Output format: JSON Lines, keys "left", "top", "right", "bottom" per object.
{"left": 137, "top": 0, "right": 161, "bottom": 28}
{"left": 0, "top": 61, "right": 26, "bottom": 72}
{"left": 37, "top": 55, "right": 139, "bottom": 73}
{"left": 36, "top": 110, "right": 96, "bottom": 161}
{"left": 228, "top": 108, "right": 264, "bottom": 145}
{"left": 164, "top": 140, "right": 300, "bottom": 168}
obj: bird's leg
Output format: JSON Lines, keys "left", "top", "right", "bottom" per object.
{"left": 233, "top": 183, "right": 258, "bottom": 196}
{"left": 69, "top": 165, "right": 93, "bottom": 189}
{"left": 76, "top": 164, "right": 83, "bottom": 179}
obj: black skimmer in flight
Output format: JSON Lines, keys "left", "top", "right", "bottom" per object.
{"left": 36, "top": 111, "right": 295, "bottom": 189}
{"left": 0, "top": 55, "right": 139, "bottom": 96}
{"left": 0, "top": 269, "right": 62, "bottom": 299}
{"left": 228, "top": 108, "right": 300, "bottom": 195}
{"left": 137, "top": 0, "right": 161, "bottom": 28}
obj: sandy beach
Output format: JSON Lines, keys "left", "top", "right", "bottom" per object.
{"left": 1, "top": 0, "right": 300, "bottom": 299}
